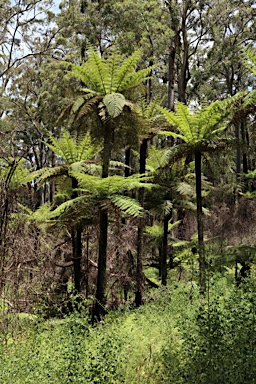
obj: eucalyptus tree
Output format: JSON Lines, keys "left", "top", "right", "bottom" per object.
{"left": 63, "top": 48, "right": 153, "bottom": 318}
{"left": 159, "top": 100, "right": 232, "bottom": 293}
{"left": 0, "top": 0, "right": 57, "bottom": 98}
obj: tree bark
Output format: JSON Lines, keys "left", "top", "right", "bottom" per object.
{"left": 72, "top": 228, "right": 82, "bottom": 293}
{"left": 71, "top": 177, "right": 82, "bottom": 294}
{"left": 195, "top": 149, "right": 206, "bottom": 294}
{"left": 161, "top": 211, "right": 172, "bottom": 286}
{"left": 135, "top": 138, "right": 148, "bottom": 307}
{"left": 93, "top": 121, "right": 113, "bottom": 320}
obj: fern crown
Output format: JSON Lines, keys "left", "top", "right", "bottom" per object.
{"left": 70, "top": 48, "right": 154, "bottom": 119}
{"left": 158, "top": 101, "right": 229, "bottom": 146}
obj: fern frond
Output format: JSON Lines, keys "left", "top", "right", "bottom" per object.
{"left": 30, "top": 165, "right": 68, "bottom": 184}
{"left": 103, "top": 93, "right": 126, "bottom": 118}
{"left": 75, "top": 95, "right": 102, "bottom": 122}
{"left": 110, "top": 195, "right": 144, "bottom": 217}
{"left": 72, "top": 48, "right": 108, "bottom": 94}
{"left": 176, "top": 181, "right": 195, "bottom": 198}
{"left": 105, "top": 51, "right": 123, "bottom": 93}
{"left": 145, "top": 223, "right": 163, "bottom": 238}
{"left": 115, "top": 49, "right": 143, "bottom": 92}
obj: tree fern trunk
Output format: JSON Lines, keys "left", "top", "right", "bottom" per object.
{"left": 162, "top": 211, "right": 172, "bottom": 286}
{"left": 195, "top": 149, "right": 206, "bottom": 294}
{"left": 71, "top": 177, "right": 82, "bottom": 294}
{"left": 93, "top": 121, "right": 113, "bottom": 320}
{"left": 135, "top": 138, "right": 148, "bottom": 307}
{"left": 72, "top": 228, "right": 82, "bottom": 293}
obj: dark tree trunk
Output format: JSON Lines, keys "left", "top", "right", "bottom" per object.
{"left": 135, "top": 138, "right": 148, "bottom": 307}
{"left": 161, "top": 212, "right": 172, "bottom": 286}
{"left": 49, "top": 150, "right": 56, "bottom": 204}
{"left": 71, "top": 177, "right": 82, "bottom": 294}
{"left": 158, "top": 244, "right": 163, "bottom": 278}
{"left": 85, "top": 232, "right": 90, "bottom": 298}
{"left": 93, "top": 122, "right": 113, "bottom": 320}
{"left": 72, "top": 228, "right": 82, "bottom": 293}
{"left": 168, "top": 46, "right": 176, "bottom": 111}
{"left": 124, "top": 146, "right": 131, "bottom": 178}
{"left": 195, "top": 149, "right": 206, "bottom": 294}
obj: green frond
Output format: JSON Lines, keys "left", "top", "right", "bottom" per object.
{"left": 245, "top": 169, "right": 256, "bottom": 179}
{"left": 46, "top": 195, "right": 91, "bottom": 220}
{"left": 103, "top": 93, "right": 126, "bottom": 118}
{"left": 105, "top": 52, "right": 123, "bottom": 93}
{"left": 46, "top": 131, "right": 77, "bottom": 164}
{"left": 32, "top": 203, "right": 53, "bottom": 223}
{"left": 157, "top": 106, "right": 188, "bottom": 142}
{"left": 114, "top": 49, "right": 143, "bottom": 92}
{"left": 175, "top": 102, "right": 195, "bottom": 142}
{"left": 161, "top": 200, "right": 173, "bottom": 217}
{"left": 145, "top": 223, "right": 163, "bottom": 238}
{"left": 158, "top": 130, "right": 187, "bottom": 142}
{"left": 109, "top": 160, "right": 130, "bottom": 170}
{"left": 146, "top": 146, "right": 166, "bottom": 172}
{"left": 71, "top": 172, "right": 101, "bottom": 195}
{"left": 121, "top": 66, "right": 154, "bottom": 91}
{"left": 159, "top": 100, "right": 230, "bottom": 146}
{"left": 110, "top": 195, "right": 144, "bottom": 217}
{"left": 30, "top": 165, "right": 68, "bottom": 186}
{"left": 43, "top": 130, "right": 99, "bottom": 166}
{"left": 243, "top": 90, "right": 256, "bottom": 109}
{"left": 72, "top": 49, "right": 108, "bottom": 94}
{"left": 176, "top": 182, "right": 195, "bottom": 198}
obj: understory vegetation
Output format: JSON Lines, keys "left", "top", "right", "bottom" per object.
{"left": 1, "top": 275, "right": 256, "bottom": 384}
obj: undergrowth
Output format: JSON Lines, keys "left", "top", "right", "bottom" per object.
{"left": 1, "top": 275, "right": 256, "bottom": 383}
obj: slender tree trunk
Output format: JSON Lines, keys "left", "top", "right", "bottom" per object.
{"left": 124, "top": 146, "right": 131, "bottom": 178}
{"left": 158, "top": 244, "right": 163, "bottom": 278}
{"left": 71, "top": 177, "right": 82, "bottom": 294}
{"left": 50, "top": 150, "right": 56, "bottom": 204}
{"left": 161, "top": 212, "right": 172, "bottom": 286}
{"left": 93, "top": 121, "right": 113, "bottom": 320}
{"left": 85, "top": 232, "right": 89, "bottom": 298}
{"left": 168, "top": 46, "right": 176, "bottom": 111}
{"left": 178, "top": 9, "right": 189, "bottom": 104}
{"left": 72, "top": 228, "right": 82, "bottom": 293}
{"left": 235, "top": 122, "right": 241, "bottom": 202}
{"left": 135, "top": 138, "right": 147, "bottom": 307}
{"left": 162, "top": 216, "right": 169, "bottom": 286}
{"left": 195, "top": 149, "right": 206, "bottom": 294}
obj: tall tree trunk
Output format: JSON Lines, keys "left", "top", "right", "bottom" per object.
{"left": 71, "top": 177, "right": 82, "bottom": 294}
{"left": 168, "top": 46, "right": 176, "bottom": 111}
{"left": 161, "top": 211, "right": 173, "bottom": 286}
{"left": 72, "top": 228, "right": 82, "bottom": 293}
{"left": 85, "top": 232, "right": 90, "bottom": 298}
{"left": 135, "top": 138, "right": 147, "bottom": 307}
{"left": 235, "top": 121, "right": 241, "bottom": 202}
{"left": 50, "top": 150, "right": 56, "bottom": 204}
{"left": 195, "top": 149, "right": 206, "bottom": 294}
{"left": 178, "top": 10, "right": 189, "bottom": 104}
{"left": 161, "top": 216, "right": 169, "bottom": 286}
{"left": 93, "top": 121, "right": 113, "bottom": 320}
